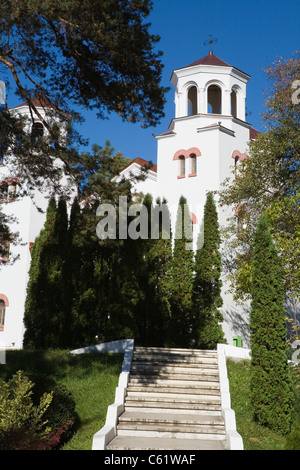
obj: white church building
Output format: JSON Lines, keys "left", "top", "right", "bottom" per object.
{"left": 117, "top": 52, "right": 259, "bottom": 347}
{"left": 0, "top": 52, "right": 258, "bottom": 350}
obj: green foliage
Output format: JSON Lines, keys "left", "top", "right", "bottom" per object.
{"left": 219, "top": 54, "right": 300, "bottom": 306}
{"left": 28, "top": 372, "right": 79, "bottom": 446}
{"left": 227, "top": 359, "right": 299, "bottom": 450}
{"left": 0, "top": 0, "right": 167, "bottom": 129}
{"left": 0, "top": 349, "right": 123, "bottom": 450}
{"left": 193, "top": 192, "right": 225, "bottom": 349}
{"left": 250, "top": 215, "right": 294, "bottom": 435}
{"left": 23, "top": 196, "right": 69, "bottom": 348}
{"left": 284, "top": 423, "right": 300, "bottom": 450}
{"left": 168, "top": 196, "right": 194, "bottom": 347}
{"left": 129, "top": 194, "right": 172, "bottom": 346}
{"left": 0, "top": 370, "right": 53, "bottom": 450}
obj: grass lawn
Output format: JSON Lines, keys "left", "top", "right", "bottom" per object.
{"left": 0, "top": 349, "right": 123, "bottom": 450}
{"left": 227, "top": 359, "right": 300, "bottom": 450}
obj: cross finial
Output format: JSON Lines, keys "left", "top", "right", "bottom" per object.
{"left": 203, "top": 35, "right": 218, "bottom": 55}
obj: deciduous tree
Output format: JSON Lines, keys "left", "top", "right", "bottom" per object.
{"left": 220, "top": 53, "right": 300, "bottom": 311}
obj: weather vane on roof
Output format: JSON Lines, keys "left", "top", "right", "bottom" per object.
{"left": 203, "top": 35, "right": 218, "bottom": 54}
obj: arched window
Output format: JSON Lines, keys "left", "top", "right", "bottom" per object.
{"left": 231, "top": 90, "right": 237, "bottom": 118}
{"left": 190, "top": 154, "right": 197, "bottom": 176}
{"left": 232, "top": 150, "right": 248, "bottom": 178}
{"left": 207, "top": 85, "right": 222, "bottom": 114}
{"left": 0, "top": 181, "right": 8, "bottom": 202}
{"left": 0, "top": 239, "right": 10, "bottom": 262}
{"left": 0, "top": 300, "right": 5, "bottom": 330}
{"left": 234, "top": 155, "right": 240, "bottom": 178}
{"left": 187, "top": 86, "right": 197, "bottom": 116}
{"left": 235, "top": 205, "right": 247, "bottom": 239}
{"left": 0, "top": 178, "right": 20, "bottom": 202}
{"left": 31, "top": 122, "right": 44, "bottom": 140}
{"left": 178, "top": 155, "right": 185, "bottom": 177}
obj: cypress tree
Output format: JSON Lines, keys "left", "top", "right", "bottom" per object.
{"left": 23, "top": 197, "right": 57, "bottom": 348}
{"left": 63, "top": 197, "right": 83, "bottom": 347}
{"left": 68, "top": 201, "right": 102, "bottom": 347}
{"left": 133, "top": 194, "right": 172, "bottom": 346}
{"left": 192, "top": 192, "right": 225, "bottom": 349}
{"left": 23, "top": 197, "right": 69, "bottom": 348}
{"left": 250, "top": 215, "right": 294, "bottom": 434}
{"left": 52, "top": 197, "right": 68, "bottom": 347}
{"left": 168, "top": 196, "right": 194, "bottom": 347}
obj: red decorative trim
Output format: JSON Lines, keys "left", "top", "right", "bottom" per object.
{"left": 188, "top": 147, "right": 201, "bottom": 157}
{"left": 232, "top": 150, "right": 248, "bottom": 161}
{"left": 0, "top": 294, "right": 9, "bottom": 306}
{"left": 173, "top": 147, "right": 201, "bottom": 160}
{"left": 173, "top": 149, "right": 187, "bottom": 160}
{"left": 0, "top": 177, "right": 20, "bottom": 186}
{"left": 234, "top": 204, "right": 248, "bottom": 217}
{"left": 190, "top": 212, "right": 198, "bottom": 224}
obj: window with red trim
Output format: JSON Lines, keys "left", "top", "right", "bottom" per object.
{"left": 178, "top": 156, "right": 185, "bottom": 177}
{"left": 189, "top": 154, "right": 197, "bottom": 176}
{"left": 0, "top": 300, "right": 5, "bottom": 331}
{"left": 0, "top": 240, "right": 10, "bottom": 262}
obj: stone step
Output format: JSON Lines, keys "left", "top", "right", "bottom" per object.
{"left": 129, "top": 377, "right": 220, "bottom": 387}
{"left": 125, "top": 395, "right": 221, "bottom": 407}
{"left": 117, "top": 428, "right": 226, "bottom": 440}
{"left": 132, "top": 348, "right": 218, "bottom": 365}
{"left": 125, "top": 405, "right": 222, "bottom": 415}
{"left": 106, "top": 435, "right": 227, "bottom": 450}
{"left": 132, "top": 354, "right": 218, "bottom": 365}
{"left": 130, "top": 370, "right": 219, "bottom": 382}
{"left": 132, "top": 360, "right": 218, "bottom": 369}
{"left": 134, "top": 346, "right": 218, "bottom": 356}
{"left": 128, "top": 378, "right": 220, "bottom": 388}
{"left": 125, "top": 400, "right": 221, "bottom": 414}
{"left": 131, "top": 364, "right": 219, "bottom": 375}
{"left": 118, "top": 411, "right": 224, "bottom": 427}
{"left": 126, "top": 384, "right": 221, "bottom": 396}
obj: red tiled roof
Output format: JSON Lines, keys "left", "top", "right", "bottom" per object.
{"left": 186, "top": 53, "right": 231, "bottom": 68}
{"left": 13, "top": 97, "right": 54, "bottom": 109}
{"left": 120, "top": 157, "right": 157, "bottom": 174}
{"left": 249, "top": 127, "right": 260, "bottom": 140}
{"left": 157, "top": 130, "right": 175, "bottom": 137}
{"left": 131, "top": 157, "right": 157, "bottom": 173}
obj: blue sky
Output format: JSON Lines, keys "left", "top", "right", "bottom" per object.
{"left": 78, "top": 0, "right": 300, "bottom": 164}
{"left": 7, "top": 0, "right": 300, "bottom": 164}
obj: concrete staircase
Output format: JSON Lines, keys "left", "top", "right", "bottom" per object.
{"left": 106, "top": 346, "right": 228, "bottom": 450}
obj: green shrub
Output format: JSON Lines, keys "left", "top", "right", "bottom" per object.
{"left": 29, "top": 372, "right": 80, "bottom": 446}
{"left": 284, "top": 423, "right": 300, "bottom": 450}
{"left": 0, "top": 371, "right": 53, "bottom": 450}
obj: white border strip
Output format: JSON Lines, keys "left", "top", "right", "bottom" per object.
{"left": 217, "top": 343, "right": 251, "bottom": 450}
{"left": 70, "top": 339, "right": 135, "bottom": 451}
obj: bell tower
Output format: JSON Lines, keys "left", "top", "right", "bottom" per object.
{"left": 155, "top": 52, "right": 254, "bottom": 243}
{"left": 171, "top": 51, "right": 250, "bottom": 122}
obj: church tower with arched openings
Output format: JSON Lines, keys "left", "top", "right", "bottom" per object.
{"left": 153, "top": 52, "right": 258, "bottom": 347}
{"left": 155, "top": 52, "right": 257, "bottom": 234}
